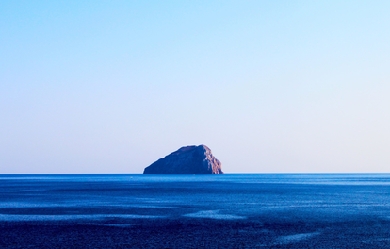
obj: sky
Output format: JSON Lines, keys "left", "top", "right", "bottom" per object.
{"left": 1, "top": 1, "right": 389, "bottom": 173}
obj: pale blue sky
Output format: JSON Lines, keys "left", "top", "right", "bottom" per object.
{"left": 1, "top": 1, "right": 389, "bottom": 173}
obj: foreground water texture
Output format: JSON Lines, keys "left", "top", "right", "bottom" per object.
{"left": 1, "top": 174, "right": 390, "bottom": 248}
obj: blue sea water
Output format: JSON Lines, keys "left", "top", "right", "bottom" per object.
{"left": 1, "top": 174, "right": 390, "bottom": 248}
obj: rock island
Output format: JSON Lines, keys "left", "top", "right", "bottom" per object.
{"left": 143, "top": 144, "right": 223, "bottom": 174}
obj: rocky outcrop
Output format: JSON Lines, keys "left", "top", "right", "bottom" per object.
{"left": 143, "top": 145, "right": 223, "bottom": 174}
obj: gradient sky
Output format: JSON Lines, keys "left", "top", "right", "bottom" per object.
{"left": 1, "top": 1, "right": 389, "bottom": 173}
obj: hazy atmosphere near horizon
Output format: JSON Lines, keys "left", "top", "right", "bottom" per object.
{"left": 1, "top": 1, "right": 389, "bottom": 174}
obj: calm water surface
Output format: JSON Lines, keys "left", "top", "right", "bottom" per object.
{"left": 1, "top": 174, "right": 390, "bottom": 248}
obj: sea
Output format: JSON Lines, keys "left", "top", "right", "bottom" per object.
{"left": 1, "top": 174, "right": 390, "bottom": 248}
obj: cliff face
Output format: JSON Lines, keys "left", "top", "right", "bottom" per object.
{"left": 143, "top": 145, "right": 223, "bottom": 174}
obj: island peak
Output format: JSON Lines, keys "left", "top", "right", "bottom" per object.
{"left": 143, "top": 144, "right": 223, "bottom": 174}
